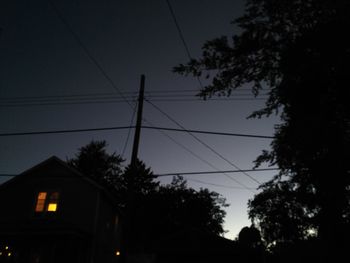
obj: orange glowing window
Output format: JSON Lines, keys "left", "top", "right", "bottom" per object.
{"left": 35, "top": 192, "right": 47, "bottom": 212}
{"left": 35, "top": 191, "right": 59, "bottom": 213}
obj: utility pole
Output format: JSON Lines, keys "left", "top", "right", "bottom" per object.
{"left": 122, "top": 74, "right": 145, "bottom": 263}
{"left": 131, "top": 74, "right": 145, "bottom": 167}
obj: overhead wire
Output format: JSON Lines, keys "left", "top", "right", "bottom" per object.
{"left": 0, "top": 126, "right": 135, "bottom": 137}
{"left": 0, "top": 125, "right": 274, "bottom": 139}
{"left": 141, "top": 126, "right": 274, "bottom": 139}
{"left": 165, "top": 0, "right": 205, "bottom": 89}
{"left": 48, "top": 0, "right": 143, "bottom": 161}
{"left": 48, "top": 0, "right": 135, "bottom": 109}
{"left": 0, "top": 90, "right": 267, "bottom": 102}
{"left": 142, "top": 118, "right": 255, "bottom": 192}
{"left": 155, "top": 168, "right": 279, "bottom": 177}
{"left": 161, "top": 1, "right": 265, "bottom": 186}
{"left": 145, "top": 98, "right": 262, "bottom": 185}
{"left": 0, "top": 97, "right": 267, "bottom": 107}
{"left": 16, "top": 1, "right": 268, "bottom": 192}
{"left": 186, "top": 179, "right": 256, "bottom": 190}
{"left": 165, "top": 0, "right": 192, "bottom": 61}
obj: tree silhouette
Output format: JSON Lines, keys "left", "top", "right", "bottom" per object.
{"left": 132, "top": 176, "right": 229, "bottom": 251}
{"left": 175, "top": 0, "right": 350, "bottom": 260}
{"left": 67, "top": 140, "right": 159, "bottom": 205}
{"left": 248, "top": 179, "right": 318, "bottom": 246}
{"left": 68, "top": 142, "right": 229, "bottom": 251}
{"left": 238, "top": 226, "right": 262, "bottom": 249}
{"left": 67, "top": 140, "right": 124, "bottom": 184}
{"left": 158, "top": 176, "right": 228, "bottom": 236}
{"left": 238, "top": 226, "right": 264, "bottom": 263}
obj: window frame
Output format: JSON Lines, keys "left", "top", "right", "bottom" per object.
{"left": 33, "top": 190, "right": 61, "bottom": 216}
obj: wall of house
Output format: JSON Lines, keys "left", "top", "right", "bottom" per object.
{"left": 93, "top": 193, "right": 122, "bottom": 263}
{"left": 0, "top": 161, "right": 122, "bottom": 263}
{"left": 0, "top": 174, "right": 99, "bottom": 234}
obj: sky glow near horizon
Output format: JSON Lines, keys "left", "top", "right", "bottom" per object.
{"left": 0, "top": 0, "right": 280, "bottom": 239}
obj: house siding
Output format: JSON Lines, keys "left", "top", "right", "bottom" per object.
{"left": 0, "top": 156, "right": 122, "bottom": 263}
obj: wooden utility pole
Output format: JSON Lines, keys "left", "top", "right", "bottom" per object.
{"left": 122, "top": 74, "right": 145, "bottom": 263}
{"left": 131, "top": 74, "right": 145, "bottom": 167}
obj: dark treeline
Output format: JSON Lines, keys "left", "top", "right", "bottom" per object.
{"left": 175, "top": 0, "right": 350, "bottom": 262}
{"left": 67, "top": 140, "right": 228, "bottom": 254}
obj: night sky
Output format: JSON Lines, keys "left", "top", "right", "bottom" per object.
{"left": 0, "top": 0, "right": 279, "bottom": 239}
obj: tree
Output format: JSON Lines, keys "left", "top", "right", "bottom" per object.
{"left": 67, "top": 140, "right": 159, "bottom": 206}
{"left": 238, "top": 226, "right": 262, "bottom": 249}
{"left": 174, "top": 0, "right": 350, "bottom": 259}
{"left": 68, "top": 142, "right": 228, "bottom": 240}
{"left": 132, "top": 176, "right": 229, "bottom": 250}
{"left": 158, "top": 176, "right": 228, "bottom": 236}
{"left": 248, "top": 179, "right": 318, "bottom": 246}
{"left": 67, "top": 140, "right": 124, "bottom": 185}
{"left": 237, "top": 226, "right": 264, "bottom": 263}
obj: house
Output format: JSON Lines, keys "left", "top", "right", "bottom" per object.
{"left": 0, "top": 156, "right": 122, "bottom": 263}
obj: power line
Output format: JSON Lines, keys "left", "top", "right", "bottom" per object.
{"left": 0, "top": 89, "right": 268, "bottom": 107}
{"left": 141, "top": 126, "right": 274, "bottom": 139}
{"left": 0, "top": 89, "right": 267, "bottom": 101}
{"left": 142, "top": 119, "right": 254, "bottom": 192}
{"left": 165, "top": 0, "right": 192, "bottom": 60}
{"left": 186, "top": 179, "right": 257, "bottom": 190}
{"left": 1, "top": 168, "right": 278, "bottom": 178}
{"left": 0, "top": 126, "right": 134, "bottom": 137}
{"left": 0, "top": 93, "right": 267, "bottom": 102}
{"left": 145, "top": 99, "right": 262, "bottom": 185}
{"left": 155, "top": 168, "right": 279, "bottom": 177}
{"left": 48, "top": 0, "right": 134, "bottom": 109}
{"left": 44, "top": 1, "right": 260, "bottom": 193}
{"left": 0, "top": 99, "right": 137, "bottom": 107}
{"left": 165, "top": 0, "right": 205, "bottom": 89}
{"left": 162, "top": 1, "right": 266, "bottom": 186}
{"left": 0, "top": 125, "right": 274, "bottom": 139}
{"left": 136, "top": 98, "right": 267, "bottom": 102}
{"left": 0, "top": 167, "right": 278, "bottom": 187}
{"left": 0, "top": 97, "right": 268, "bottom": 107}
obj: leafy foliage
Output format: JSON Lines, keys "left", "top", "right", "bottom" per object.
{"left": 134, "top": 176, "right": 229, "bottom": 248}
{"left": 174, "top": 0, "right": 350, "bottom": 249}
{"left": 248, "top": 178, "right": 318, "bottom": 245}
{"left": 68, "top": 141, "right": 228, "bottom": 238}
{"left": 67, "top": 140, "right": 124, "bottom": 184}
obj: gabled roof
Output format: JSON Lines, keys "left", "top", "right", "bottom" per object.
{"left": 0, "top": 156, "right": 123, "bottom": 214}
{"left": 1, "top": 156, "right": 94, "bottom": 188}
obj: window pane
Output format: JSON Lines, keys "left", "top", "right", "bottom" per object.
{"left": 49, "top": 192, "right": 59, "bottom": 201}
{"left": 46, "top": 192, "right": 59, "bottom": 212}
{"left": 38, "top": 192, "right": 47, "bottom": 200}
{"left": 35, "top": 192, "right": 47, "bottom": 212}
{"left": 47, "top": 203, "right": 57, "bottom": 212}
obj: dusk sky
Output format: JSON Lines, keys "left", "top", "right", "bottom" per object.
{"left": 0, "top": 0, "right": 280, "bottom": 239}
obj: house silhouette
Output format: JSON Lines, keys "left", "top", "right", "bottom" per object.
{"left": 0, "top": 156, "right": 122, "bottom": 263}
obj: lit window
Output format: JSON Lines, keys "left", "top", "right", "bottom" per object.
{"left": 35, "top": 192, "right": 47, "bottom": 212}
{"left": 47, "top": 203, "right": 57, "bottom": 212}
{"left": 35, "top": 191, "right": 59, "bottom": 213}
{"left": 47, "top": 192, "right": 59, "bottom": 212}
